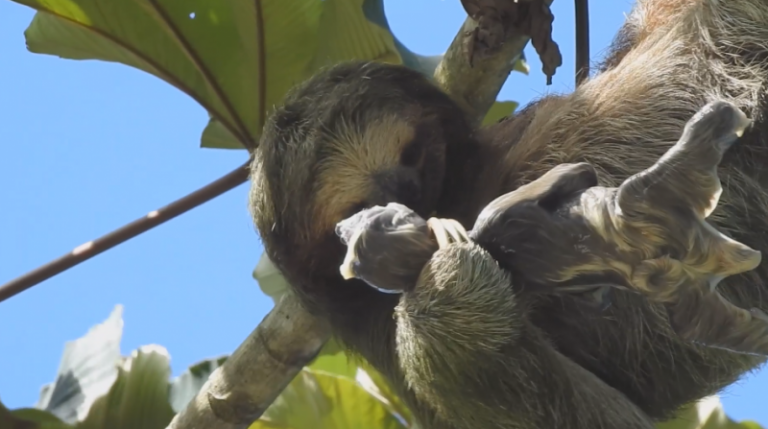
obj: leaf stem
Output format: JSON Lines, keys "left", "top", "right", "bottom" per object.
{"left": 0, "top": 160, "right": 252, "bottom": 304}
{"left": 254, "top": 0, "right": 267, "bottom": 131}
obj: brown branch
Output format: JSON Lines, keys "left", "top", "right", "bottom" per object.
{"left": 575, "top": 0, "right": 590, "bottom": 86}
{"left": 166, "top": 292, "right": 331, "bottom": 429}
{"left": 438, "top": 0, "right": 555, "bottom": 127}
{"left": 0, "top": 160, "right": 251, "bottom": 304}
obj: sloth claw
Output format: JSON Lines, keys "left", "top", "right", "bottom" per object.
{"left": 427, "top": 218, "right": 470, "bottom": 249}
{"left": 750, "top": 308, "right": 768, "bottom": 323}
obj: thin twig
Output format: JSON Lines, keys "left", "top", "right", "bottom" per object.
{"left": 575, "top": 0, "right": 590, "bottom": 86}
{"left": 0, "top": 159, "right": 252, "bottom": 304}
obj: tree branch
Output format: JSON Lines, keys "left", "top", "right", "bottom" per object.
{"left": 166, "top": 292, "right": 331, "bottom": 429}
{"left": 165, "top": 7, "right": 541, "bottom": 429}
{"left": 0, "top": 159, "right": 251, "bottom": 304}
{"left": 436, "top": 0, "right": 556, "bottom": 126}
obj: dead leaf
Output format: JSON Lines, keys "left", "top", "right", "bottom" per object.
{"left": 460, "top": 0, "right": 562, "bottom": 84}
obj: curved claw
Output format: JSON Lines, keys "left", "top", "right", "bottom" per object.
{"left": 427, "top": 218, "right": 470, "bottom": 249}
{"left": 750, "top": 308, "right": 768, "bottom": 324}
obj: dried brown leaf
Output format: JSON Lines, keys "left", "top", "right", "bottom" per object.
{"left": 460, "top": 0, "right": 562, "bottom": 84}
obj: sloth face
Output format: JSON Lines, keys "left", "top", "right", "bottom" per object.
{"left": 312, "top": 111, "right": 447, "bottom": 239}
{"left": 252, "top": 61, "right": 467, "bottom": 278}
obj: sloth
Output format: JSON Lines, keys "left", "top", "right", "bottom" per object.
{"left": 336, "top": 100, "right": 768, "bottom": 360}
{"left": 249, "top": 0, "right": 768, "bottom": 427}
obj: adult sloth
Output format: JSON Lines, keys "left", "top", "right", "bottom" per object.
{"left": 250, "top": 0, "right": 768, "bottom": 427}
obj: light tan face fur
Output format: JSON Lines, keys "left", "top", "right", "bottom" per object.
{"left": 311, "top": 114, "right": 421, "bottom": 238}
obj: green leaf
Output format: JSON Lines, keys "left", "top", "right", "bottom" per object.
{"left": 200, "top": 117, "right": 241, "bottom": 150}
{"left": 35, "top": 305, "right": 124, "bottom": 424}
{"left": 360, "top": 0, "right": 442, "bottom": 77}
{"left": 168, "top": 355, "right": 228, "bottom": 413}
{"left": 308, "top": 346, "right": 358, "bottom": 380}
{"left": 12, "top": 0, "right": 409, "bottom": 150}
{"left": 18, "top": 1, "right": 266, "bottom": 148}
{"left": 355, "top": 366, "right": 414, "bottom": 427}
{"left": 309, "top": 0, "right": 401, "bottom": 70}
{"left": 252, "top": 369, "right": 406, "bottom": 429}
{"left": 481, "top": 101, "right": 519, "bottom": 126}
{"left": 77, "top": 346, "right": 176, "bottom": 429}
{"left": 1, "top": 400, "right": 72, "bottom": 429}
{"left": 513, "top": 53, "right": 529, "bottom": 75}
{"left": 656, "top": 396, "right": 765, "bottom": 429}
{"left": 253, "top": 251, "right": 291, "bottom": 303}
{"left": 306, "top": 342, "right": 416, "bottom": 427}
{"left": 15, "top": 0, "right": 326, "bottom": 149}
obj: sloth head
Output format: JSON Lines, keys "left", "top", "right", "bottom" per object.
{"left": 250, "top": 61, "right": 474, "bottom": 284}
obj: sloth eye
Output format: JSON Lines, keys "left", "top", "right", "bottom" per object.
{"left": 400, "top": 140, "right": 425, "bottom": 167}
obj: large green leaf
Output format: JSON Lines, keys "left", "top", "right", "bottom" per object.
{"left": 253, "top": 251, "right": 291, "bottom": 303}
{"left": 77, "top": 346, "right": 176, "bottom": 429}
{"left": 34, "top": 305, "right": 124, "bottom": 424}
{"left": 3, "top": 307, "right": 175, "bottom": 429}
{"left": 657, "top": 396, "right": 764, "bottom": 429}
{"left": 482, "top": 101, "right": 520, "bottom": 126}
{"left": 14, "top": 0, "right": 529, "bottom": 151}
{"left": 253, "top": 368, "right": 406, "bottom": 429}
{"left": 19, "top": 0, "right": 266, "bottom": 148}
{"left": 0, "top": 400, "right": 72, "bottom": 429}
{"left": 355, "top": 366, "right": 414, "bottom": 427}
{"left": 308, "top": 345, "right": 358, "bottom": 380}
{"left": 11, "top": 0, "right": 408, "bottom": 150}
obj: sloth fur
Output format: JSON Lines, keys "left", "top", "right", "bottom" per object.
{"left": 338, "top": 100, "right": 768, "bottom": 368}
{"left": 250, "top": 0, "right": 768, "bottom": 427}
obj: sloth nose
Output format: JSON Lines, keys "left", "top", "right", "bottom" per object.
{"left": 374, "top": 166, "right": 423, "bottom": 207}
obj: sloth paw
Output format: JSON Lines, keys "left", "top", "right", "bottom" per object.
{"left": 426, "top": 218, "right": 471, "bottom": 249}
{"left": 337, "top": 203, "right": 435, "bottom": 291}
{"left": 685, "top": 100, "right": 751, "bottom": 153}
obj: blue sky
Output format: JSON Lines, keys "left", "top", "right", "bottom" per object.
{"left": 0, "top": 0, "right": 765, "bottom": 424}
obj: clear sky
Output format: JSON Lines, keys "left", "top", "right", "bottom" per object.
{"left": 0, "top": 0, "right": 765, "bottom": 425}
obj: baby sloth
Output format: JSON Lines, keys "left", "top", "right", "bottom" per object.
{"left": 336, "top": 100, "right": 768, "bottom": 356}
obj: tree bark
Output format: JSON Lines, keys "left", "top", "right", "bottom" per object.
{"left": 436, "top": 0, "right": 554, "bottom": 126}
{"left": 166, "top": 293, "right": 330, "bottom": 429}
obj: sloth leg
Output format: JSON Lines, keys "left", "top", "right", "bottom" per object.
{"left": 395, "top": 242, "right": 656, "bottom": 429}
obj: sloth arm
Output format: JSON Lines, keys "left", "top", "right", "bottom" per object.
{"left": 474, "top": 0, "right": 768, "bottom": 417}
{"left": 394, "top": 242, "right": 655, "bottom": 429}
